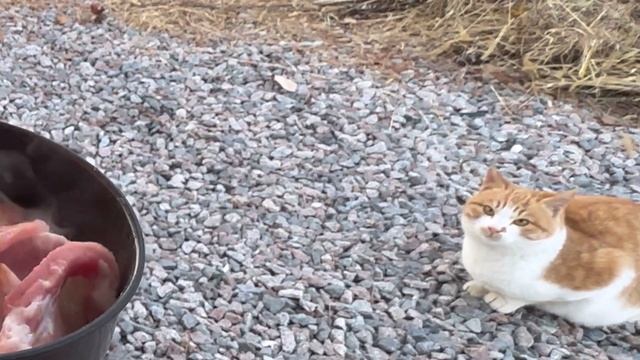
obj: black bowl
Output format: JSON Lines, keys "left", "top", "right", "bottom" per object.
{"left": 0, "top": 122, "right": 145, "bottom": 360}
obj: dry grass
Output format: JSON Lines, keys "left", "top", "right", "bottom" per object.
{"left": 104, "top": 1, "right": 332, "bottom": 43}
{"left": 317, "top": 0, "right": 639, "bottom": 118}
{"left": 2, "top": 0, "right": 638, "bottom": 122}
{"left": 102, "top": 0, "right": 638, "bottom": 122}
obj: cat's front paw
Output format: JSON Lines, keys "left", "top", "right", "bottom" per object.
{"left": 484, "top": 291, "right": 527, "bottom": 314}
{"left": 463, "top": 280, "right": 489, "bottom": 297}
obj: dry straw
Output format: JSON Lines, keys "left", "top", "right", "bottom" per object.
{"left": 103, "top": 0, "right": 639, "bottom": 118}
{"left": 105, "top": 1, "right": 324, "bottom": 43}
{"left": 317, "top": 0, "right": 639, "bottom": 104}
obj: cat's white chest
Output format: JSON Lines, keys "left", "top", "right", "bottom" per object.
{"left": 461, "top": 233, "right": 640, "bottom": 326}
{"left": 461, "top": 234, "right": 563, "bottom": 302}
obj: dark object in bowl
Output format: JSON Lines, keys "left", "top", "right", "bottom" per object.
{"left": 0, "top": 122, "right": 145, "bottom": 360}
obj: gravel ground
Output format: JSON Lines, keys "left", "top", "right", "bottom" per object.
{"left": 2, "top": 5, "right": 640, "bottom": 360}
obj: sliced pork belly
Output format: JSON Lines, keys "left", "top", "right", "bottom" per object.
{"left": 0, "top": 241, "right": 120, "bottom": 353}
{"left": 0, "top": 265, "right": 19, "bottom": 310}
{"left": 0, "top": 220, "right": 67, "bottom": 279}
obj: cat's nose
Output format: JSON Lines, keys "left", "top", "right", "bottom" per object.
{"left": 483, "top": 226, "right": 506, "bottom": 237}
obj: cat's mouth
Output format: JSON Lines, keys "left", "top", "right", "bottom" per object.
{"left": 480, "top": 235, "right": 504, "bottom": 244}
{"left": 484, "top": 234, "right": 502, "bottom": 241}
{"left": 474, "top": 230, "right": 508, "bottom": 245}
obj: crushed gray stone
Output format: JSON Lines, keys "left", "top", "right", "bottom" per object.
{"left": 2, "top": 4, "right": 639, "bottom": 360}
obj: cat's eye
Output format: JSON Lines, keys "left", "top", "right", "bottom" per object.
{"left": 513, "top": 219, "right": 530, "bottom": 226}
{"left": 482, "top": 205, "right": 494, "bottom": 216}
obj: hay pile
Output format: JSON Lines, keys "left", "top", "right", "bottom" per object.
{"left": 316, "top": 0, "right": 639, "bottom": 115}
{"left": 104, "top": 1, "right": 325, "bottom": 43}
{"left": 102, "top": 0, "right": 638, "bottom": 119}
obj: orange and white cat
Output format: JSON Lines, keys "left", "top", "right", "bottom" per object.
{"left": 461, "top": 167, "right": 640, "bottom": 327}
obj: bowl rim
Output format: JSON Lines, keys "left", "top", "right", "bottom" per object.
{"left": 0, "top": 122, "right": 146, "bottom": 358}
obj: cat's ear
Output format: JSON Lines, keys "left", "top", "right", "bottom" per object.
{"left": 480, "top": 167, "right": 512, "bottom": 191}
{"left": 542, "top": 190, "right": 576, "bottom": 217}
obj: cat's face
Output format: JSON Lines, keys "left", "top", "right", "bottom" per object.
{"left": 461, "top": 167, "right": 574, "bottom": 245}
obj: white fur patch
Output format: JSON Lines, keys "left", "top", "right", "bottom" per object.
{"left": 536, "top": 271, "right": 638, "bottom": 327}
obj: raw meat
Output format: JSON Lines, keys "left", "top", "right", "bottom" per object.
{"left": 0, "top": 265, "right": 19, "bottom": 310}
{"left": 0, "top": 241, "right": 119, "bottom": 353}
{"left": 0, "top": 216, "right": 120, "bottom": 354}
{"left": 0, "top": 220, "right": 67, "bottom": 279}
